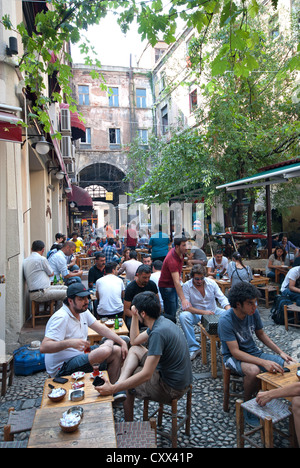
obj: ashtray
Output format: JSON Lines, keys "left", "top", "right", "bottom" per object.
{"left": 66, "top": 406, "right": 84, "bottom": 419}
{"left": 70, "top": 389, "right": 85, "bottom": 402}
{"left": 71, "top": 371, "right": 85, "bottom": 380}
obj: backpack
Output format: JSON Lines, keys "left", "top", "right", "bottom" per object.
{"left": 270, "top": 295, "right": 293, "bottom": 325}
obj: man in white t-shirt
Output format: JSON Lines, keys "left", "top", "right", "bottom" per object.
{"left": 117, "top": 250, "right": 142, "bottom": 281}
{"left": 207, "top": 250, "right": 228, "bottom": 278}
{"left": 96, "top": 262, "right": 125, "bottom": 318}
{"left": 40, "top": 283, "right": 128, "bottom": 387}
{"left": 281, "top": 266, "right": 300, "bottom": 305}
{"left": 150, "top": 259, "right": 164, "bottom": 311}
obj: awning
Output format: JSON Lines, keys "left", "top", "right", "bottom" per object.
{"left": 0, "top": 111, "right": 23, "bottom": 143}
{"left": 216, "top": 161, "right": 300, "bottom": 191}
{"left": 67, "top": 185, "right": 93, "bottom": 208}
{"left": 60, "top": 103, "right": 85, "bottom": 141}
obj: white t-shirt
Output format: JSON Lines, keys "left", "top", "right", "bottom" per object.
{"left": 150, "top": 271, "right": 164, "bottom": 310}
{"left": 44, "top": 304, "right": 96, "bottom": 377}
{"left": 207, "top": 256, "right": 228, "bottom": 274}
{"left": 281, "top": 266, "right": 300, "bottom": 292}
{"left": 118, "top": 259, "right": 142, "bottom": 281}
{"left": 96, "top": 274, "right": 125, "bottom": 316}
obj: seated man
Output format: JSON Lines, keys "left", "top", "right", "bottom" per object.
{"left": 117, "top": 250, "right": 142, "bottom": 282}
{"left": 96, "top": 262, "right": 125, "bottom": 319}
{"left": 23, "top": 240, "right": 67, "bottom": 303}
{"left": 180, "top": 265, "right": 230, "bottom": 360}
{"left": 103, "top": 237, "right": 121, "bottom": 263}
{"left": 142, "top": 253, "right": 152, "bottom": 269}
{"left": 150, "top": 259, "right": 164, "bottom": 311}
{"left": 187, "top": 243, "right": 207, "bottom": 267}
{"left": 281, "top": 266, "right": 300, "bottom": 305}
{"left": 123, "top": 264, "right": 158, "bottom": 328}
{"left": 95, "top": 291, "right": 193, "bottom": 421}
{"left": 218, "top": 283, "right": 294, "bottom": 418}
{"left": 207, "top": 250, "right": 228, "bottom": 278}
{"left": 256, "top": 382, "right": 300, "bottom": 446}
{"left": 88, "top": 252, "right": 106, "bottom": 288}
{"left": 40, "top": 283, "right": 128, "bottom": 390}
{"left": 280, "top": 235, "right": 299, "bottom": 265}
{"left": 48, "top": 241, "right": 83, "bottom": 285}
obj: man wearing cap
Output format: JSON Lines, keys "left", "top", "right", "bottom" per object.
{"left": 40, "top": 283, "right": 128, "bottom": 389}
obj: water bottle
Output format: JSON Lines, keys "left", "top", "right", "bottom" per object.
{"left": 216, "top": 269, "right": 220, "bottom": 280}
{"left": 114, "top": 314, "right": 119, "bottom": 330}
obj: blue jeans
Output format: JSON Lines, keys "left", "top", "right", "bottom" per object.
{"left": 179, "top": 308, "right": 226, "bottom": 353}
{"left": 224, "top": 352, "right": 285, "bottom": 377}
{"left": 159, "top": 287, "right": 178, "bottom": 322}
{"left": 282, "top": 287, "right": 300, "bottom": 305}
{"left": 57, "top": 345, "right": 107, "bottom": 376}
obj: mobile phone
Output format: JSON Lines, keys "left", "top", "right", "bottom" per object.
{"left": 283, "top": 367, "right": 290, "bottom": 373}
{"left": 53, "top": 377, "right": 68, "bottom": 384}
{"left": 93, "top": 376, "right": 105, "bottom": 387}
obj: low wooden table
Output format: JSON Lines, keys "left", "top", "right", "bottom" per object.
{"left": 257, "top": 363, "right": 300, "bottom": 398}
{"left": 273, "top": 265, "right": 290, "bottom": 283}
{"left": 284, "top": 303, "right": 300, "bottom": 331}
{"left": 199, "top": 324, "right": 220, "bottom": 379}
{"left": 182, "top": 267, "right": 192, "bottom": 283}
{"left": 41, "top": 371, "right": 114, "bottom": 409}
{"left": 214, "top": 278, "right": 231, "bottom": 294}
{"left": 251, "top": 275, "right": 270, "bottom": 287}
{"left": 88, "top": 321, "right": 129, "bottom": 345}
{"left": 27, "top": 401, "right": 117, "bottom": 448}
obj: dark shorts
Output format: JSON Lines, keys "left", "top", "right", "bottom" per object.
{"left": 57, "top": 344, "right": 107, "bottom": 377}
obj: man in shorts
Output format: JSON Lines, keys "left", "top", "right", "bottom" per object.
{"left": 96, "top": 291, "right": 193, "bottom": 421}
{"left": 218, "top": 283, "right": 295, "bottom": 404}
{"left": 40, "top": 283, "right": 128, "bottom": 389}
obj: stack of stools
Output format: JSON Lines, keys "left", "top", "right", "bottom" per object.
{"left": 236, "top": 398, "right": 297, "bottom": 448}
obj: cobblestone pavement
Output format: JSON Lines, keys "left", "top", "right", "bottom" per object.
{"left": 1, "top": 302, "right": 300, "bottom": 449}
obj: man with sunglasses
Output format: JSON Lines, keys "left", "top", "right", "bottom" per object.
{"left": 179, "top": 264, "right": 230, "bottom": 360}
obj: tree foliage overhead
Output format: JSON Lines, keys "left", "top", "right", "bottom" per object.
{"left": 2, "top": 0, "right": 294, "bottom": 135}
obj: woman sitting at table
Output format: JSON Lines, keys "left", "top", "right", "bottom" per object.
{"left": 265, "top": 246, "right": 286, "bottom": 283}
{"left": 227, "top": 252, "right": 252, "bottom": 287}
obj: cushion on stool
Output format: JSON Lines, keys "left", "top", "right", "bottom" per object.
{"left": 241, "top": 398, "right": 291, "bottom": 424}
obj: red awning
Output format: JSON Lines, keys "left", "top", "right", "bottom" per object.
{"left": 67, "top": 185, "right": 93, "bottom": 208}
{"left": 0, "top": 111, "right": 22, "bottom": 143}
{"left": 60, "top": 103, "right": 85, "bottom": 141}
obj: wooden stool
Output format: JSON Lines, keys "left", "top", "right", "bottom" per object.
{"left": 236, "top": 398, "right": 297, "bottom": 448}
{"left": 222, "top": 363, "right": 243, "bottom": 412}
{"left": 31, "top": 300, "right": 55, "bottom": 328}
{"left": 78, "top": 257, "right": 95, "bottom": 270}
{"left": 257, "top": 285, "right": 279, "bottom": 308}
{"left": 199, "top": 323, "right": 220, "bottom": 378}
{"left": 284, "top": 303, "right": 300, "bottom": 331}
{"left": 4, "top": 407, "right": 36, "bottom": 441}
{"left": 143, "top": 385, "right": 192, "bottom": 448}
{"left": 0, "top": 355, "right": 14, "bottom": 397}
{"left": 115, "top": 420, "right": 157, "bottom": 448}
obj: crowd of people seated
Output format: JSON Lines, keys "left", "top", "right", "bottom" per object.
{"left": 22, "top": 228, "right": 300, "bottom": 444}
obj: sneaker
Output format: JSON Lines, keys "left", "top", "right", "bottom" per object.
{"left": 113, "top": 391, "right": 127, "bottom": 406}
{"left": 190, "top": 349, "right": 201, "bottom": 361}
{"left": 243, "top": 409, "right": 260, "bottom": 427}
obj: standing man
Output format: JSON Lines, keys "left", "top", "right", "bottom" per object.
{"left": 71, "top": 232, "right": 84, "bottom": 253}
{"left": 48, "top": 241, "right": 83, "bottom": 285}
{"left": 180, "top": 265, "right": 230, "bottom": 360}
{"left": 218, "top": 283, "right": 294, "bottom": 423}
{"left": 95, "top": 291, "right": 193, "bottom": 422}
{"left": 158, "top": 237, "right": 191, "bottom": 322}
{"left": 40, "top": 283, "right": 128, "bottom": 389}
{"left": 148, "top": 225, "right": 170, "bottom": 262}
{"left": 23, "top": 240, "right": 67, "bottom": 303}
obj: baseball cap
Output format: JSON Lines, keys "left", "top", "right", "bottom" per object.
{"left": 67, "top": 283, "right": 91, "bottom": 297}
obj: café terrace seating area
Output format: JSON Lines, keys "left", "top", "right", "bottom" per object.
{"left": 1, "top": 244, "right": 300, "bottom": 450}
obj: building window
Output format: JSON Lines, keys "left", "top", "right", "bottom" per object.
{"left": 85, "top": 185, "right": 107, "bottom": 199}
{"left": 108, "top": 87, "right": 119, "bottom": 107}
{"left": 136, "top": 88, "right": 146, "bottom": 108}
{"left": 80, "top": 128, "right": 91, "bottom": 145}
{"left": 155, "top": 48, "right": 165, "bottom": 62}
{"left": 189, "top": 89, "right": 197, "bottom": 113}
{"left": 109, "top": 128, "right": 121, "bottom": 145}
{"left": 161, "top": 105, "right": 168, "bottom": 134}
{"left": 138, "top": 129, "right": 148, "bottom": 145}
{"left": 269, "top": 14, "right": 279, "bottom": 39}
{"left": 78, "top": 85, "right": 89, "bottom": 105}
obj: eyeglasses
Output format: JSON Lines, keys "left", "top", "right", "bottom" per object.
{"left": 193, "top": 276, "right": 205, "bottom": 281}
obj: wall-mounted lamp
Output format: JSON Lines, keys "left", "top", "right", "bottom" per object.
{"left": 69, "top": 201, "right": 76, "bottom": 208}
{"left": 6, "top": 37, "right": 18, "bottom": 56}
{"left": 48, "top": 166, "right": 66, "bottom": 180}
{"left": 65, "top": 187, "right": 72, "bottom": 194}
{"left": 22, "top": 135, "right": 53, "bottom": 155}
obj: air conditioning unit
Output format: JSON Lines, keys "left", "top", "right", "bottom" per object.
{"left": 60, "top": 108, "right": 71, "bottom": 134}
{"left": 61, "top": 135, "right": 72, "bottom": 162}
